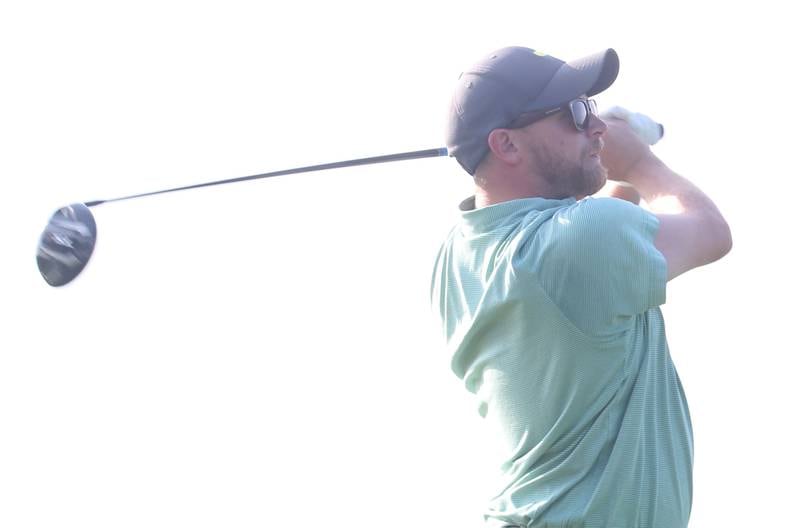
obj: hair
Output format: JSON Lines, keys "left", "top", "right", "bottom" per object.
{"left": 471, "top": 154, "right": 492, "bottom": 187}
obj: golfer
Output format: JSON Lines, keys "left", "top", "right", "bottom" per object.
{"left": 431, "top": 46, "right": 732, "bottom": 527}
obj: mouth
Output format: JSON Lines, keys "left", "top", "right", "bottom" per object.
{"left": 588, "top": 140, "right": 603, "bottom": 159}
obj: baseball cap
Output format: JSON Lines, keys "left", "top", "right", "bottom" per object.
{"left": 446, "top": 46, "right": 620, "bottom": 175}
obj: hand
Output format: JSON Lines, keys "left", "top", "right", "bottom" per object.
{"left": 601, "top": 106, "right": 664, "bottom": 145}
{"left": 600, "top": 117, "right": 655, "bottom": 183}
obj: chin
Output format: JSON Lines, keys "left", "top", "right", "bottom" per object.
{"left": 592, "top": 176, "right": 608, "bottom": 195}
{"left": 586, "top": 163, "right": 608, "bottom": 194}
{"left": 578, "top": 173, "right": 606, "bottom": 198}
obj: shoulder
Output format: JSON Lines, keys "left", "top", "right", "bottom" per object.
{"left": 541, "top": 197, "right": 659, "bottom": 248}
{"left": 519, "top": 197, "right": 667, "bottom": 336}
{"left": 560, "top": 196, "right": 654, "bottom": 226}
{"left": 516, "top": 196, "right": 662, "bottom": 275}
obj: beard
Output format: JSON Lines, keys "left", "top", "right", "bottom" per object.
{"left": 531, "top": 141, "right": 607, "bottom": 199}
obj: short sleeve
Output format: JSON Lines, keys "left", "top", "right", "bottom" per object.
{"left": 520, "top": 197, "right": 667, "bottom": 338}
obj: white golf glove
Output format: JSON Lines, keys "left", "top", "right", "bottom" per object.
{"left": 601, "top": 106, "right": 664, "bottom": 146}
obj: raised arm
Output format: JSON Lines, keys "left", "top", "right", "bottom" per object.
{"left": 600, "top": 118, "right": 732, "bottom": 281}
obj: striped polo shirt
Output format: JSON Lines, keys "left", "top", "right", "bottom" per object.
{"left": 431, "top": 196, "right": 692, "bottom": 528}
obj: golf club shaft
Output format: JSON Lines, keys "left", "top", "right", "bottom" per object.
{"left": 85, "top": 147, "right": 449, "bottom": 207}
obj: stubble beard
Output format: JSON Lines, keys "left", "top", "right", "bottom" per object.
{"left": 532, "top": 142, "right": 607, "bottom": 199}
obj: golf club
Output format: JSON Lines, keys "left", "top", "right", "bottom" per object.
{"left": 36, "top": 147, "right": 449, "bottom": 287}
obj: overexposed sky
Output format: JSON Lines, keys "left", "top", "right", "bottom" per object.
{"left": 2, "top": 2, "right": 797, "bottom": 527}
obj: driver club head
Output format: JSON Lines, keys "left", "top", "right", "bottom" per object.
{"left": 37, "top": 203, "right": 98, "bottom": 287}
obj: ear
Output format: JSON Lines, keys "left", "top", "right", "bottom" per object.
{"left": 487, "top": 128, "right": 521, "bottom": 164}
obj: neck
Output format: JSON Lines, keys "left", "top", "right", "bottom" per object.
{"left": 474, "top": 180, "right": 570, "bottom": 208}
{"left": 474, "top": 186, "right": 518, "bottom": 208}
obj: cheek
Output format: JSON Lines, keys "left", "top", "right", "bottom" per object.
{"left": 555, "top": 138, "right": 586, "bottom": 161}
{"left": 541, "top": 134, "right": 570, "bottom": 153}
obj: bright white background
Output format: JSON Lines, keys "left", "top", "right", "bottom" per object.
{"left": 1, "top": 1, "right": 797, "bottom": 527}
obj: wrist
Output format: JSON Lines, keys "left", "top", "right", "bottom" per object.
{"left": 618, "top": 152, "right": 664, "bottom": 186}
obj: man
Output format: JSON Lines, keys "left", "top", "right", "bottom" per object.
{"left": 430, "top": 47, "right": 732, "bottom": 527}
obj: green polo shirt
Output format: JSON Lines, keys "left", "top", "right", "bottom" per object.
{"left": 431, "top": 196, "right": 692, "bottom": 528}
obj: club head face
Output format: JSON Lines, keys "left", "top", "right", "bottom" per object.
{"left": 37, "top": 203, "right": 97, "bottom": 287}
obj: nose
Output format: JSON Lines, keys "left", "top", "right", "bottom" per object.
{"left": 587, "top": 113, "right": 607, "bottom": 136}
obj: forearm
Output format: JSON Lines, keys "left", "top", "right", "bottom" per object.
{"left": 600, "top": 117, "right": 732, "bottom": 278}
{"left": 624, "top": 154, "right": 725, "bottom": 220}
{"left": 602, "top": 118, "right": 726, "bottom": 220}
{"left": 624, "top": 153, "right": 733, "bottom": 270}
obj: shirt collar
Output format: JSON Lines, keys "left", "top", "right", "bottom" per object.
{"left": 458, "top": 195, "right": 576, "bottom": 232}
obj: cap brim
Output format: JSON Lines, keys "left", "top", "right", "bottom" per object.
{"left": 528, "top": 49, "right": 619, "bottom": 111}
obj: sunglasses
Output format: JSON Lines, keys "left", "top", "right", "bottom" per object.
{"left": 508, "top": 98, "right": 599, "bottom": 131}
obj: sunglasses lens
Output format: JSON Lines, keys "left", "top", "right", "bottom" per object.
{"left": 571, "top": 100, "right": 588, "bottom": 129}
{"left": 570, "top": 100, "right": 596, "bottom": 130}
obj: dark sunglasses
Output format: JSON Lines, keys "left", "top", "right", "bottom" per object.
{"left": 508, "top": 98, "right": 599, "bottom": 131}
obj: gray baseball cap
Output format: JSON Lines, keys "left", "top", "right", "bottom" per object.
{"left": 446, "top": 46, "right": 620, "bottom": 175}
